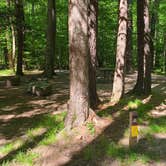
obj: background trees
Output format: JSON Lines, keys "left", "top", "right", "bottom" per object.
{"left": 0, "top": 0, "right": 166, "bottom": 128}
{"left": 0, "top": 0, "right": 165, "bottom": 74}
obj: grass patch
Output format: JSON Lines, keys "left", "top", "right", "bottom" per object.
{"left": 1, "top": 112, "right": 66, "bottom": 165}
{"left": 153, "top": 69, "right": 166, "bottom": 75}
{"left": 0, "top": 143, "right": 14, "bottom": 154}
{"left": 106, "top": 142, "right": 150, "bottom": 164}
{"left": 0, "top": 140, "right": 24, "bottom": 155}
{"left": 127, "top": 99, "right": 142, "bottom": 110}
{"left": 14, "top": 150, "right": 39, "bottom": 166}
{"left": 38, "top": 112, "right": 65, "bottom": 145}
{"left": 148, "top": 116, "right": 166, "bottom": 134}
{"left": 0, "top": 69, "right": 15, "bottom": 76}
{"left": 82, "top": 135, "right": 151, "bottom": 165}
{"left": 98, "top": 110, "right": 113, "bottom": 118}
{"left": 86, "top": 122, "right": 95, "bottom": 135}
{"left": 83, "top": 92, "right": 165, "bottom": 165}
{"left": 1, "top": 161, "right": 10, "bottom": 166}
{"left": 83, "top": 136, "right": 109, "bottom": 161}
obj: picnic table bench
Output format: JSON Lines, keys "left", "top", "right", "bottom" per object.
{"left": 97, "top": 68, "right": 114, "bottom": 82}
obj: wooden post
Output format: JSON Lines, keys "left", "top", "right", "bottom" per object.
{"left": 129, "top": 111, "right": 138, "bottom": 147}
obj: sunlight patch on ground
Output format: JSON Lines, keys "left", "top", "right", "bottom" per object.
{"left": 15, "top": 108, "right": 47, "bottom": 118}
{"left": 28, "top": 99, "right": 54, "bottom": 106}
{"left": 149, "top": 100, "right": 166, "bottom": 118}
{"left": 1, "top": 106, "right": 19, "bottom": 112}
{"left": 154, "top": 133, "right": 166, "bottom": 139}
{"left": 0, "top": 96, "right": 6, "bottom": 99}
{"left": 151, "top": 83, "right": 160, "bottom": 88}
{"left": 0, "top": 114, "right": 15, "bottom": 121}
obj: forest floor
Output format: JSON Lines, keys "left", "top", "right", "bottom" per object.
{"left": 0, "top": 71, "right": 166, "bottom": 166}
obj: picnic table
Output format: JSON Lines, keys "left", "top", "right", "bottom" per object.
{"left": 97, "top": 68, "right": 114, "bottom": 82}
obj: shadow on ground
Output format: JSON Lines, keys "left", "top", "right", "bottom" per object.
{"left": 0, "top": 73, "right": 165, "bottom": 165}
{"left": 65, "top": 81, "right": 166, "bottom": 166}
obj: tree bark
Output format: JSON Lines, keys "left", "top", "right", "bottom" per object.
{"left": 88, "top": 0, "right": 100, "bottom": 109}
{"left": 5, "top": 31, "right": 12, "bottom": 68}
{"left": 3, "top": 42, "right": 8, "bottom": 67}
{"left": 111, "top": 0, "right": 128, "bottom": 104}
{"left": 44, "top": 0, "right": 56, "bottom": 78}
{"left": 150, "top": 0, "right": 159, "bottom": 69}
{"left": 134, "top": 0, "right": 144, "bottom": 94}
{"left": 31, "top": 0, "right": 35, "bottom": 16}
{"left": 11, "top": 24, "right": 16, "bottom": 71}
{"left": 134, "top": 0, "right": 151, "bottom": 95}
{"left": 163, "top": 34, "right": 166, "bottom": 74}
{"left": 6, "top": 0, "right": 16, "bottom": 71}
{"left": 144, "top": 0, "right": 151, "bottom": 94}
{"left": 65, "top": 0, "right": 89, "bottom": 129}
{"left": 125, "top": 0, "right": 133, "bottom": 73}
{"left": 15, "top": 0, "right": 24, "bottom": 76}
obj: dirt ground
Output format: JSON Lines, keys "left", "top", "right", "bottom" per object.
{"left": 0, "top": 72, "right": 166, "bottom": 166}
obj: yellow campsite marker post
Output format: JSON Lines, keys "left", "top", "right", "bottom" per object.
{"left": 129, "top": 111, "right": 138, "bottom": 147}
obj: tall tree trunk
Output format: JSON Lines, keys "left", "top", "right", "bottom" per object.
{"left": 144, "top": 0, "right": 151, "bottom": 94}
{"left": 31, "top": 0, "right": 35, "bottom": 16}
{"left": 134, "top": 0, "right": 151, "bottom": 95}
{"left": 125, "top": 0, "right": 133, "bottom": 73}
{"left": 134, "top": 0, "right": 144, "bottom": 94}
{"left": 163, "top": 34, "right": 166, "bottom": 74}
{"left": 6, "top": 0, "right": 16, "bottom": 71}
{"left": 111, "top": 0, "right": 128, "bottom": 104}
{"left": 15, "top": 0, "right": 24, "bottom": 76}
{"left": 3, "top": 42, "right": 8, "bottom": 67}
{"left": 11, "top": 24, "right": 16, "bottom": 71}
{"left": 45, "top": 0, "right": 56, "bottom": 78}
{"left": 5, "top": 32, "right": 13, "bottom": 69}
{"left": 65, "top": 0, "right": 89, "bottom": 129}
{"left": 88, "top": 0, "right": 100, "bottom": 109}
{"left": 150, "top": 0, "right": 159, "bottom": 69}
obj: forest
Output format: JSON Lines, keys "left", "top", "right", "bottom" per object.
{"left": 0, "top": 0, "right": 166, "bottom": 166}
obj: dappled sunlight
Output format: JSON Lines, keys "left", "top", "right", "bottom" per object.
{"left": 0, "top": 131, "right": 47, "bottom": 165}
{"left": 0, "top": 72, "right": 165, "bottom": 165}
{"left": 151, "top": 83, "right": 160, "bottom": 88}
{"left": 15, "top": 108, "right": 48, "bottom": 118}
{"left": 0, "top": 114, "right": 15, "bottom": 122}
{"left": 0, "top": 112, "right": 65, "bottom": 164}
{"left": 63, "top": 78, "right": 166, "bottom": 165}
{"left": 150, "top": 101, "right": 166, "bottom": 118}
{"left": 28, "top": 99, "right": 55, "bottom": 107}
{"left": 142, "top": 95, "right": 152, "bottom": 104}
{"left": 1, "top": 105, "right": 19, "bottom": 112}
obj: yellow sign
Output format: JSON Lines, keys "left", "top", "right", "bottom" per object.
{"left": 131, "top": 125, "right": 138, "bottom": 137}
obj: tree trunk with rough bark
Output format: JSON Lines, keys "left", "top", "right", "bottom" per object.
{"left": 3, "top": 42, "right": 8, "bottom": 67}
{"left": 144, "top": 0, "right": 151, "bottom": 94}
{"left": 6, "top": 0, "right": 15, "bottom": 71}
{"left": 65, "top": 0, "right": 89, "bottom": 130}
{"left": 88, "top": 0, "right": 100, "bottom": 109}
{"left": 134, "top": 0, "right": 144, "bottom": 94}
{"left": 125, "top": 0, "right": 133, "bottom": 73}
{"left": 44, "top": 0, "right": 56, "bottom": 78}
{"left": 111, "top": 0, "right": 128, "bottom": 104}
{"left": 150, "top": 0, "right": 159, "bottom": 69}
{"left": 15, "top": 0, "right": 24, "bottom": 76}
{"left": 163, "top": 34, "right": 166, "bottom": 74}
{"left": 134, "top": 0, "right": 151, "bottom": 95}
